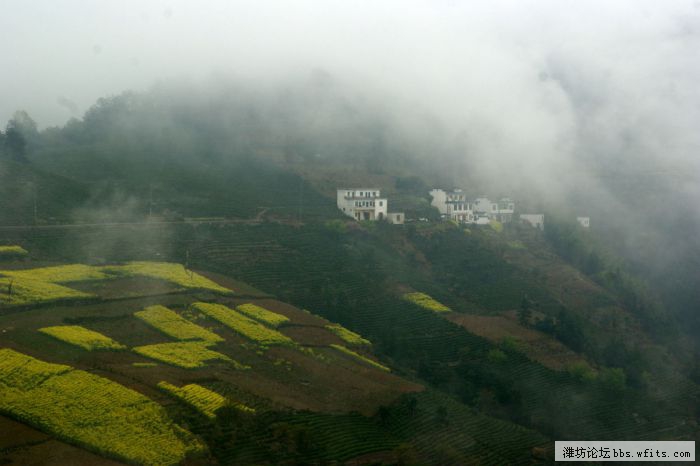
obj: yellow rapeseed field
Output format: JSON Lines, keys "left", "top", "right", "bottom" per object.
{"left": 0, "top": 277, "right": 92, "bottom": 306}
{"left": 0, "top": 245, "right": 28, "bottom": 257}
{"left": 325, "top": 323, "right": 371, "bottom": 346}
{"left": 193, "top": 302, "right": 295, "bottom": 346}
{"left": 236, "top": 303, "right": 289, "bottom": 328}
{"left": 402, "top": 292, "right": 452, "bottom": 313}
{"left": 133, "top": 341, "right": 246, "bottom": 369}
{"left": 330, "top": 344, "right": 390, "bottom": 372}
{"left": 38, "top": 325, "right": 126, "bottom": 351}
{"left": 158, "top": 381, "right": 254, "bottom": 418}
{"left": 102, "top": 262, "right": 232, "bottom": 294}
{"left": 0, "top": 348, "right": 204, "bottom": 465}
{"left": 0, "top": 264, "right": 109, "bottom": 283}
{"left": 135, "top": 305, "right": 223, "bottom": 343}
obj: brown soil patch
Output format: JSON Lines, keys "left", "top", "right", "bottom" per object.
{"left": 447, "top": 311, "right": 589, "bottom": 371}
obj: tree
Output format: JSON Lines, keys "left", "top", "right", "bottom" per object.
{"left": 3, "top": 126, "right": 27, "bottom": 162}
{"left": 518, "top": 295, "right": 532, "bottom": 325}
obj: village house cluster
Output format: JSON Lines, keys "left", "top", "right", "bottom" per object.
{"left": 337, "top": 187, "right": 588, "bottom": 230}
{"left": 429, "top": 189, "right": 516, "bottom": 225}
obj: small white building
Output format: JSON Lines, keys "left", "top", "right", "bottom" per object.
{"left": 520, "top": 214, "right": 545, "bottom": 230}
{"left": 337, "top": 188, "right": 403, "bottom": 223}
{"left": 387, "top": 212, "right": 405, "bottom": 224}
{"left": 576, "top": 217, "right": 590, "bottom": 228}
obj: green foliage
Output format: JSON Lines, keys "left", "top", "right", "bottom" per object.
{"left": 135, "top": 305, "right": 223, "bottom": 343}
{"left": 487, "top": 349, "right": 507, "bottom": 363}
{"left": 38, "top": 325, "right": 126, "bottom": 351}
{"left": 598, "top": 367, "right": 627, "bottom": 393}
{"left": 567, "top": 362, "right": 597, "bottom": 383}
{"left": 324, "top": 219, "right": 348, "bottom": 234}
{"left": 0, "top": 349, "right": 204, "bottom": 465}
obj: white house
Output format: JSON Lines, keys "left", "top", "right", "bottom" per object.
{"left": 577, "top": 217, "right": 590, "bottom": 228}
{"left": 337, "top": 188, "right": 403, "bottom": 223}
{"left": 520, "top": 214, "right": 545, "bottom": 230}
{"left": 429, "top": 189, "right": 475, "bottom": 223}
{"left": 430, "top": 189, "right": 514, "bottom": 225}
{"left": 495, "top": 198, "right": 515, "bottom": 223}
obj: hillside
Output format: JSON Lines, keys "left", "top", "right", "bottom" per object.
{"left": 0, "top": 258, "right": 549, "bottom": 465}
{"left": 0, "top": 88, "right": 698, "bottom": 465}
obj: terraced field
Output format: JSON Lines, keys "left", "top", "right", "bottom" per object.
{"left": 38, "top": 325, "right": 126, "bottom": 351}
{"left": 0, "top": 261, "right": 233, "bottom": 308}
{"left": 0, "top": 245, "right": 28, "bottom": 257}
{"left": 0, "top": 276, "right": 93, "bottom": 306}
{"left": 103, "top": 262, "right": 232, "bottom": 294}
{"left": 193, "top": 302, "right": 295, "bottom": 346}
{"left": 135, "top": 305, "right": 224, "bottom": 343}
{"left": 0, "top": 349, "right": 204, "bottom": 465}
{"left": 236, "top": 303, "right": 290, "bottom": 327}
{"left": 325, "top": 323, "right": 371, "bottom": 346}
{"left": 331, "top": 344, "right": 390, "bottom": 372}
{"left": 159, "top": 381, "right": 253, "bottom": 418}
{"left": 403, "top": 292, "right": 452, "bottom": 313}
{"left": 133, "top": 341, "right": 244, "bottom": 369}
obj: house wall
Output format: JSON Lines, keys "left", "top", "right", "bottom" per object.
{"left": 388, "top": 212, "right": 404, "bottom": 224}
{"left": 520, "top": 214, "right": 545, "bottom": 230}
{"left": 429, "top": 189, "right": 447, "bottom": 215}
